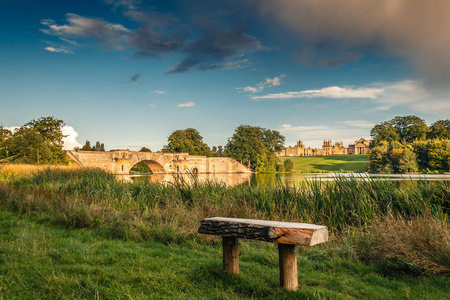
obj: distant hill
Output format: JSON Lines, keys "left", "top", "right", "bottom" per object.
{"left": 279, "top": 155, "right": 369, "bottom": 173}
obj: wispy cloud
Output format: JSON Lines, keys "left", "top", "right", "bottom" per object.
{"left": 167, "top": 26, "right": 261, "bottom": 74}
{"left": 40, "top": 12, "right": 260, "bottom": 73}
{"left": 237, "top": 75, "right": 286, "bottom": 93}
{"left": 279, "top": 123, "right": 371, "bottom": 149}
{"left": 41, "top": 14, "right": 129, "bottom": 50}
{"left": 257, "top": 0, "right": 450, "bottom": 89}
{"left": 152, "top": 90, "right": 166, "bottom": 94}
{"left": 252, "top": 86, "right": 383, "bottom": 100}
{"left": 124, "top": 73, "right": 141, "bottom": 83}
{"left": 104, "top": 0, "right": 142, "bottom": 10}
{"left": 337, "top": 120, "right": 375, "bottom": 128}
{"left": 44, "top": 46, "right": 73, "bottom": 54}
{"left": 149, "top": 104, "right": 156, "bottom": 108}
{"left": 177, "top": 101, "right": 195, "bottom": 107}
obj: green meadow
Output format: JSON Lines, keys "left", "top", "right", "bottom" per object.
{"left": 279, "top": 155, "right": 370, "bottom": 173}
{"left": 0, "top": 165, "right": 448, "bottom": 299}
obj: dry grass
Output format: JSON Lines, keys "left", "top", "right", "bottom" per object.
{"left": 0, "top": 164, "right": 82, "bottom": 178}
{"left": 353, "top": 214, "right": 450, "bottom": 275}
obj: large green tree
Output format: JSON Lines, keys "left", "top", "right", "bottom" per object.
{"left": 225, "top": 125, "right": 285, "bottom": 172}
{"left": 0, "top": 126, "right": 12, "bottom": 162}
{"left": 165, "top": 128, "right": 209, "bottom": 155}
{"left": 428, "top": 119, "right": 450, "bottom": 139}
{"left": 1, "top": 117, "right": 68, "bottom": 165}
{"left": 370, "top": 115, "right": 428, "bottom": 147}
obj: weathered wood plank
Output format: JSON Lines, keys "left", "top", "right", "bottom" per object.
{"left": 198, "top": 217, "right": 328, "bottom": 246}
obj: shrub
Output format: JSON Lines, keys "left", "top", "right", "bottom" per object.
{"left": 352, "top": 214, "right": 450, "bottom": 275}
{"left": 283, "top": 158, "right": 294, "bottom": 172}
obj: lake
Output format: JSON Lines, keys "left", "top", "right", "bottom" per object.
{"left": 116, "top": 172, "right": 450, "bottom": 187}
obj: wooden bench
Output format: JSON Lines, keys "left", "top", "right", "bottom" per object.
{"left": 198, "top": 217, "right": 328, "bottom": 291}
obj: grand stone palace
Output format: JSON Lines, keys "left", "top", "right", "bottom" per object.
{"left": 277, "top": 138, "right": 371, "bottom": 157}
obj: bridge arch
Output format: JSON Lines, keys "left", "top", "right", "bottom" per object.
{"left": 131, "top": 160, "right": 167, "bottom": 174}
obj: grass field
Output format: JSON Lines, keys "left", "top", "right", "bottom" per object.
{"left": 1, "top": 209, "right": 449, "bottom": 299}
{"left": 279, "top": 155, "right": 370, "bottom": 173}
{"left": 0, "top": 165, "right": 449, "bottom": 299}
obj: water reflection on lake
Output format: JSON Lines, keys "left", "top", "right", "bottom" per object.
{"left": 116, "top": 172, "right": 450, "bottom": 187}
{"left": 117, "top": 172, "right": 253, "bottom": 186}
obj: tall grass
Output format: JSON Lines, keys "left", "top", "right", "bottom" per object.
{"left": 1, "top": 167, "right": 448, "bottom": 235}
{"left": 1, "top": 166, "right": 449, "bottom": 274}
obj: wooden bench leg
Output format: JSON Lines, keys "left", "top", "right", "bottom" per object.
{"left": 278, "top": 244, "right": 298, "bottom": 291}
{"left": 223, "top": 237, "right": 239, "bottom": 274}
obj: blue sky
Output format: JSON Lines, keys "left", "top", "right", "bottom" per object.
{"left": 1, "top": 0, "right": 449, "bottom": 151}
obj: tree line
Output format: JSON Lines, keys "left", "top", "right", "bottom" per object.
{"left": 1, "top": 116, "right": 287, "bottom": 172}
{"left": 162, "top": 125, "right": 285, "bottom": 172}
{"left": 368, "top": 116, "right": 450, "bottom": 173}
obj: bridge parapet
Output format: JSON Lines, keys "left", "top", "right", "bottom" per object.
{"left": 66, "top": 150, "right": 252, "bottom": 174}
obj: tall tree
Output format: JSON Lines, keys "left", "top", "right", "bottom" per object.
{"left": 165, "top": 128, "right": 209, "bottom": 155}
{"left": 81, "top": 140, "right": 92, "bottom": 151}
{"left": 428, "top": 119, "right": 450, "bottom": 139}
{"left": 225, "top": 125, "right": 285, "bottom": 172}
{"left": 370, "top": 115, "right": 428, "bottom": 147}
{"left": 20, "top": 116, "right": 68, "bottom": 164}
{"left": 391, "top": 115, "right": 428, "bottom": 143}
{"left": 25, "top": 116, "right": 65, "bottom": 147}
{"left": 0, "top": 126, "right": 12, "bottom": 162}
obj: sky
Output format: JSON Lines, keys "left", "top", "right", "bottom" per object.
{"left": 1, "top": 0, "right": 450, "bottom": 151}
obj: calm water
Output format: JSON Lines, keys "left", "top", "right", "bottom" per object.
{"left": 116, "top": 172, "right": 450, "bottom": 187}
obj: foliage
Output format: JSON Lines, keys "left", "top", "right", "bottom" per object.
{"left": 368, "top": 141, "right": 418, "bottom": 173}
{"left": 165, "top": 128, "right": 209, "bottom": 155}
{"left": 283, "top": 158, "right": 294, "bottom": 172}
{"left": 0, "top": 116, "right": 68, "bottom": 165}
{"left": 81, "top": 140, "right": 105, "bottom": 151}
{"left": 371, "top": 115, "right": 428, "bottom": 147}
{"left": 428, "top": 119, "right": 450, "bottom": 139}
{"left": 225, "top": 125, "right": 285, "bottom": 172}
{"left": 130, "top": 161, "right": 153, "bottom": 173}
{"left": 139, "top": 147, "right": 152, "bottom": 152}
{"left": 369, "top": 116, "right": 450, "bottom": 173}
{"left": 413, "top": 139, "right": 450, "bottom": 172}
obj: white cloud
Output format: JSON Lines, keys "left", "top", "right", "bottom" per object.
{"left": 149, "top": 104, "right": 156, "bottom": 108}
{"left": 59, "top": 37, "right": 80, "bottom": 46}
{"left": 4, "top": 126, "right": 19, "bottom": 132}
{"left": 279, "top": 123, "right": 371, "bottom": 149}
{"left": 222, "top": 59, "right": 249, "bottom": 70}
{"left": 40, "top": 14, "right": 129, "bottom": 50}
{"left": 252, "top": 86, "right": 383, "bottom": 100}
{"left": 62, "top": 125, "right": 82, "bottom": 150}
{"left": 152, "top": 90, "right": 166, "bottom": 94}
{"left": 237, "top": 75, "right": 286, "bottom": 93}
{"left": 279, "top": 124, "right": 330, "bottom": 132}
{"left": 337, "top": 120, "right": 375, "bottom": 128}
{"left": 44, "top": 46, "right": 73, "bottom": 54}
{"left": 177, "top": 101, "right": 195, "bottom": 107}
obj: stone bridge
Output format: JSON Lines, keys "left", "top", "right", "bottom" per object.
{"left": 66, "top": 150, "right": 252, "bottom": 175}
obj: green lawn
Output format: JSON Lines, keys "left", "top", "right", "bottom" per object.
{"left": 1, "top": 209, "right": 449, "bottom": 299}
{"left": 280, "top": 155, "right": 370, "bottom": 173}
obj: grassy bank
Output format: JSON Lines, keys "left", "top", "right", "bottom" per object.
{"left": 279, "top": 155, "right": 369, "bottom": 173}
{"left": 0, "top": 165, "right": 449, "bottom": 298}
{"left": 1, "top": 209, "right": 449, "bottom": 299}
